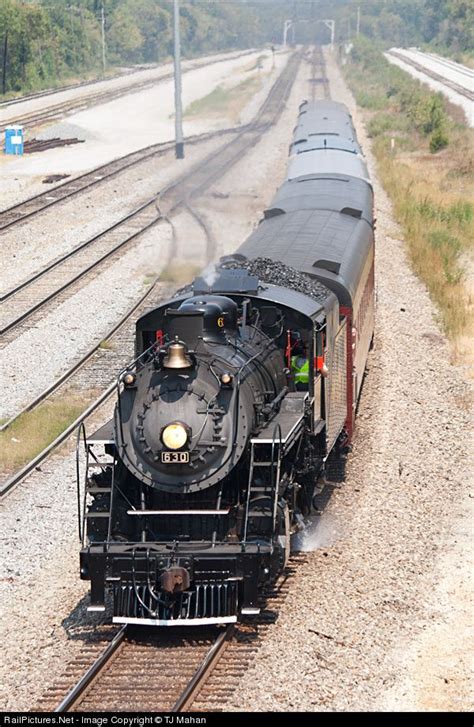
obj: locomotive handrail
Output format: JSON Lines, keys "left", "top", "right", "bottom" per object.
{"left": 76, "top": 422, "right": 88, "bottom": 543}
{"left": 271, "top": 423, "right": 283, "bottom": 528}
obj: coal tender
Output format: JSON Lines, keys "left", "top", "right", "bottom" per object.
{"left": 78, "top": 100, "right": 375, "bottom": 626}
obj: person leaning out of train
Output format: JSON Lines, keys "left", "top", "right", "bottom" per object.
{"left": 291, "top": 347, "right": 309, "bottom": 391}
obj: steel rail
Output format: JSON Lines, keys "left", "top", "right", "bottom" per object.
{"left": 0, "top": 65, "right": 160, "bottom": 108}
{"left": 0, "top": 381, "right": 116, "bottom": 499}
{"left": 0, "top": 126, "right": 242, "bottom": 236}
{"left": 54, "top": 626, "right": 128, "bottom": 713}
{"left": 413, "top": 51, "right": 474, "bottom": 80}
{"left": 53, "top": 624, "right": 232, "bottom": 713}
{"left": 0, "top": 202, "right": 162, "bottom": 338}
{"left": 387, "top": 50, "right": 474, "bottom": 101}
{"left": 171, "top": 625, "right": 234, "bottom": 712}
{"left": 184, "top": 203, "right": 218, "bottom": 264}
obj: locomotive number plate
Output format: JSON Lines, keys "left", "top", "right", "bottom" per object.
{"left": 161, "top": 451, "right": 189, "bottom": 464}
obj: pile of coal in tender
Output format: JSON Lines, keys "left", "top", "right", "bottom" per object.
{"left": 174, "top": 257, "right": 331, "bottom": 304}
{"left": 221, "top": 257, "right": 330, "bottom": 304}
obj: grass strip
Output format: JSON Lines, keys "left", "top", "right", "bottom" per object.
{"left": 184, "top": 75, "right": 261, "bottom": 122}
{"left": 0, "top": 397, "right": 85, "bottom": 473}
{"left": 342, "top": 39, "right": 473, "bottom": 353}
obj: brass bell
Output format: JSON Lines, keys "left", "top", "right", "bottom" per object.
{"left": 162, "top": 340, "right": 192, "bottom": 369}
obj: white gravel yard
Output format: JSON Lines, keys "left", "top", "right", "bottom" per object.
{"left": 0, "top": 49, "right": 284, "bottom": 208}
{"left": 223, "top": 49, "right": 473, "bottom": 713}
{"left": 0, "top": 50, "right": 255, "bottom": 126}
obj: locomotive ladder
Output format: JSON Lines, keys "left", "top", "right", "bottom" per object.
{"left": 243, "top": 423, "right": 283, "bottom": 543}
{"left": 76, "top": 422, "right": 115, "bottom": 553}
{"left": 242, "top": 393, "right": 310, "bottom": 544}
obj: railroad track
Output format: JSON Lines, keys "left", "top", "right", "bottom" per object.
{"left": 420, "top": 51, "right": 474, "bottom": 81}
{"left": 309, "top": 46, "right": 329, "bottom": 102}
{"left": 0, "top": 204, "right": 209, "bottom": 498}
{"left": 0, "top": 64, "right": 160, "bottom": 109}
{"left": 0, "top": 51, "right": 302, "bottom": 497}
{"left": 0, "top": 127, "right": 239, "bottom": 232}
{"left": 0, "top": 50, "right": 257, "bottom": 132}
{"left": 0, "top": 51, "right": 299, "bottom": 346}
{"left": 0, "top": 128, "right": 245, "bottom": 344}
{"left": 51, "top": 625, "right": 233, "bottom": 712}
{"left": 37, "top": 554, "right": 307, "bottom": 712}
{"left": 387, "top": 50, "right": 474, "bottom": 101}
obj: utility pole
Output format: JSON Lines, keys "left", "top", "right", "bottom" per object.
{"left": 322, "top": 20, "right": 335, "bottom": 51}
{"left": 173, "top": 0, "right": 184, "bottom": 159}
{"left": 101, "top": 4, "right": 107, "bottom": 73}
{"left": 2, "top": 31, "right": 7, "bottom": 96}
{"left": 356, "top": 6, "right": 361, "bottom": 37}
{"left": 283, "top": 19, "right": 293, "bottom": 49}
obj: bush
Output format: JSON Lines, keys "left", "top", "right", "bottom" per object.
{"left": 367, "top": 112, "right": 410, "bottom": 138}
{"left": 430, "top": 128, "right": 449, "bottom": 152}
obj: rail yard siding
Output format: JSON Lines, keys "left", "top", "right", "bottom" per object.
{"left": 385, "top": 49, "right": 473, "bottom": 126}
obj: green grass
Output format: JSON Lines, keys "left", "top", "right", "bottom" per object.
{"left": 184, "top": 75, "right": 261, "bottom": 121}
{"left": 366, "top": 112, "right": 410, "bottom": 139}
{"left": 98, "top": 339, "right": 115, "bottom": 350}
{"left": 372, "top": 134, "right": 473, "bottom": 344}
{"left": 0, "top": 397, "right": 85, "bottom": 473}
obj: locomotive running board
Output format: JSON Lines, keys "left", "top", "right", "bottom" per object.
{"left": 113, "top": 615, "right": 237, "bottom": 627}
{"left": 126, "top": 508, "right": 231, "bottom": 516}
{"left": 252, "top": 393, "right": 308, "bottom": 449}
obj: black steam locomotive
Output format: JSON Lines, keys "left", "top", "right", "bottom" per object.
{"left": 78, "top": 100, "right": 375, "bottom": 626}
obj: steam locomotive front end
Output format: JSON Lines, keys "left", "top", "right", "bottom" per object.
{"left": 80, "top": 292, "right": 290, "bottom": 625}
{"left": 116, "top": 295, "right": 256, "bottom": 495}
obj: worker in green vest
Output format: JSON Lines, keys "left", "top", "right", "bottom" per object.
{"left": 291, "top": 352, "right": 309, "bottom": 390}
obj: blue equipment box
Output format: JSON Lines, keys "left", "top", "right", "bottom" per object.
{"left": 4, "top": 125, "right": 24, "bottom": 155}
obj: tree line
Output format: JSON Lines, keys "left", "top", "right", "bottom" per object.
{"left": 0, "top": 0, "right": 283, "bottom": 95}
{"left": 1, "top": 0, "right": 472, "bottom": 97}
{"left": 343, "top": 0, "right": 473, "bottom": 53}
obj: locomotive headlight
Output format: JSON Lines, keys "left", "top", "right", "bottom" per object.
{"left": 161, "top": 422, "right": 188, "bottom": 450}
